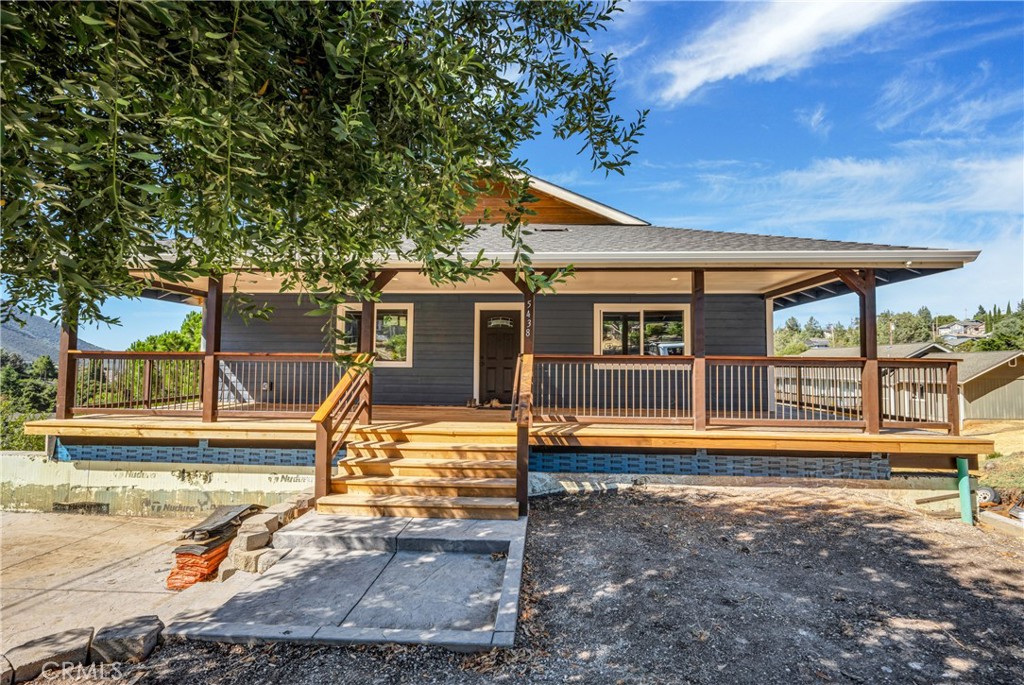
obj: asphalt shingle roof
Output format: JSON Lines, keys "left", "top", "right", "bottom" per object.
{"left": 460, "top": 224, "right": 927, "bottom": 254}
{"left": 924, "top": 351, "right": 1024, "bottom": 383}
{"left": 799, "top": 343, "right": 951, "bottom": 358}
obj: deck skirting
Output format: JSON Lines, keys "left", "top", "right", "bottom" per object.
{"left": 530, "top": 450, "right": 890, "bottom": 480}
{"left": 53, "top": 439, "right": 889, "bottom": 481}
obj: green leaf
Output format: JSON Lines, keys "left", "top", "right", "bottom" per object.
{"left": 127, "top": 152, "right": 162, "bottom": 162}
{"left": 205, "top": 31, "right": 230, "bottom": 39}
{"left": 79, "top": 14, "right": 107, "bottom": 26}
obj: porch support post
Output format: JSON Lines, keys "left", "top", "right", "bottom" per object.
{"left": 55, "top": 306, "right": 79, "bottom": 420}
{"left": 860, "top": 269, "right": 880, "bottom": 434}
{"left": 946, "top": 362, "right": 960, "bottom": 436}
{"left": 500, "top": 269, "right": 536, "bottom": 354}
{"left": 356, "top": 270, "right": 396, "bottom": 425}
{"left": 692, "top": 270, "right": 707, "bottom": 431}
{"left": 840, "top": 268, "right": 880, "bottom": 434}
{"left": 201, "top": 274, "right": 223, "bottom": 423}
{"left": 956, "top": 457, "right": 973, "bottom": 524}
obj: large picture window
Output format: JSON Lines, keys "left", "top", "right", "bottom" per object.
{"left": 336, "top": 304, "right": 414, "bottom": 368}
{"left": 594, "top": 305, "right": 688, "bottom": 356}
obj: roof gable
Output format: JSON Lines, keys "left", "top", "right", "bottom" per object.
{"left": 459, "top": 176, "right": 647, "bottom": 226}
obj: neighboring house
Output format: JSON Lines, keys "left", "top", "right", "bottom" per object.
{"left": 937, "top": 320, "right": 986, "bottom": 337}
{"left": 925, "top": 351, "right": 1024, "bottom": 421}
{"left": 805, "top": 338, "right": 830, "bottom": 349}
{"left": 937, "top": 320, "right": 987, "bottom": 347}
{"left": 800, "top": 342, "right": 952, "bottom": 360}
{"left": 25, "top": 176, "right": 994, "bottom": 519}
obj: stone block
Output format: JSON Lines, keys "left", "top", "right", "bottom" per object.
{"left": 256, "top": 549, "right": 290, "bottom": 574}
{"left": 232, "top": 530, "right": 270, "bottom": 552}
{"left": 239, "top": 513, "right": 280, "bottom": 535}
{"left": 90, "top": 616, "right": 163, "bottom": 664}
{"left": 217, "top": 557, "right": 237, "bottom": 582}
{"left": 230, "top": 548, "right": 269, "bottom": 573}
{"left": 5, "top": 628, "right": 93, "bottom": 683}
{"left": 263, "top": 502, "right": 298, "bottom": 527}
{"left": 1, "top": 655, "right": 13, "bottom": 685}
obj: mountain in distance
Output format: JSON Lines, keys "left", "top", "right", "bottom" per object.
{"left": 1, "top": 314, "right": 104, "bottom": 362}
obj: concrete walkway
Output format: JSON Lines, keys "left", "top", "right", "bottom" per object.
{"left": 167, "top": 513, "right": 527, "bottom": 650}
{"left": 0, "top": 513, "right": 260, "bottom": 650}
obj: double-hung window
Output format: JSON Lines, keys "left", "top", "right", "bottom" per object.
{"left": 594, "top": 305, "right": 689, "bottom": 356}
{"left": 336, "top": 304, "right": 414, "bottom": 368}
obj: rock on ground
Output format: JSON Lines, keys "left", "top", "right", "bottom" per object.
{"left": 90, "top": 616, "right": 164, "bottom": 665}
{"left": 3, "top": 627, "right": 92, "bottom": 683}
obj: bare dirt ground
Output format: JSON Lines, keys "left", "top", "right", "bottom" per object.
{"left": 964, "top": 419, "right": 1024, "bottom": 457}
{"left": 31, "top": 486, "right": 1024, "bottom": 685}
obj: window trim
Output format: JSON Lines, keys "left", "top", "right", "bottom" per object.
{"left": 592, "top": 303, "right": 691, "bottom": 356}
{"left": 336, "top": 303, "right": 414, "bottom": 368}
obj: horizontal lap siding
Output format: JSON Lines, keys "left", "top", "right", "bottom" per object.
{"left": 374, "top": 294, "right": 519, "bottom": 405}
{"left": 220, "top": 292, "right": 768, "bottom": 406}
{"left": 220, "top": 295, "right": 334, "bottom": 407}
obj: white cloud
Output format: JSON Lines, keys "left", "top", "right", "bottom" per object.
{"left": 796, "top": 103, "right": 833, "bottom": 138}
{"left": 653, "top": 2, "right": 909, "bottom": 105}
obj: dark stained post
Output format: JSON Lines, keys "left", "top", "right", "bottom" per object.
{"left": 946, "top": 361, "right": 960, "bottom": 436}
{"left": 691, "top": 270, "right": 707, "bottom": 430}
{"left": 356, "top": 270, "right": 396, "bottom": 425}
{"left": 500, "top": 269, "right": 537, "bottom": 353}
{"left": 201, "top": 274, "right": 223, "bottom": 423}
{"left": 55, "top": 307, "right": 78, "bottom": 419}
{"left": 860, "top": 269, "right": 880, "bottom": 433}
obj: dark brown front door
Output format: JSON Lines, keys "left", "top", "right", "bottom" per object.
{"left": 479, "top": 310, "right": 521, "bottom": 404}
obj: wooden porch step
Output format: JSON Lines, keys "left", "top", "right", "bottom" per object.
{"left": 332, "top": 475, "right": 516, "bottom": 497}
{"left": 345, "top": 441, "right": 515, "bottom": 460}
{"left": 315, "top": 494, "right": 519, "bottom": 520}
{"left": 338, "top": 457, "right": 516, "bottom": 478}
{"left": 350, "top": 425, "right": 516, "bottom": 445}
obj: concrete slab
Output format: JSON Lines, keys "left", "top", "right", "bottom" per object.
{"left": 342, "top": 551, "right": 502, "bottom": 631}
{"left": 0, "top": 512, "right": 260, "bottom": 649}
{"left": 210, "top": 550, "right": 391, "bottom": 626}
{"left": 165, "top": 622, "right": 319, "bottom": 645}
{"left": 272, "top": 512, "right": 410, "bottom": 552}
{"left": 313, "top": 626, "right": 494, "bottom": 650}
{"left": 4, "top": 628, "right": 93, "bottom": 683}
{"left": 397, "top": 517, "right": 525, "bottom": 553}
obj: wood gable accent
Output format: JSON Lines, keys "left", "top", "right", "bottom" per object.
{"left": 460, "top": 182, "right": 621, "bottom": 225}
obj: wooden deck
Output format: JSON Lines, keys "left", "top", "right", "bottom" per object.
{"left": 25, "top": 405, "right": 994, "bottom": 472}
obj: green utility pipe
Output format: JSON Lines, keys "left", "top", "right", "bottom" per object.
{"left": 956, "top": 457, "right": 973, "bottom": 525}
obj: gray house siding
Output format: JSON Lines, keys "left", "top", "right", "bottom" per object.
{"left": 220, "top": 292, "right": 767, "bottom": 406}
{"left": 963, "top": 363, "right": 1024, "bottom": 420}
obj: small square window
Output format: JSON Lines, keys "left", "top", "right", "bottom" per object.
{"left": 336, "top": 304, "right": 413, "bottom": 367}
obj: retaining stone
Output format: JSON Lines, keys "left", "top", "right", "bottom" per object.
{"left": 230, "top": 548, "right": 270, "bottom": 573}
{"left": 239, "top": 513, "right": 280, "bottom": 535}
{"left": 256, "top": 549, "right": 290, "bottom": 574}
{"left": 232, "top": 530, "right": 270, "bottom": 552}
{"left": 217, "top": 557, "right": 238, "bottom": 582}
{"left": 5, "top": 627, "right": 93, "bottom": 683}
{"left": 90, "top": 616, "right": 163, "bottom": 665}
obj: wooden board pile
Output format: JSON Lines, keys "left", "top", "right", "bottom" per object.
{"left": 166, "top": 504, "right": 264, "bottom": 591}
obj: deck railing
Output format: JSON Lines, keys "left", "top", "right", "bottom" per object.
{"left": 71, "top": 351, "right": 204, "bottom": 415}
{"left": 531, "top": 355, "right": 695, "bottom": 424}
{"left": 712, "top": 356, "right": 866, "bottom": 428}
{"left": 523, "top": 354, "right": 959, "bottom": 434}
{"left": 311, "top": 353, "right": 374, "bottom": 499}
{"left": 215, "top": 353, "right": 345, "bottom": 418}
{"left": 66, "top": 351, "right": 356, "bottom": 420}
{"left": 880, "top": 359, "right": 959, "bottom": 432}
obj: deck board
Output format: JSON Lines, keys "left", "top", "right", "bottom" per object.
{"left": 25, "top": 406, "right": 993, "bottom": 456}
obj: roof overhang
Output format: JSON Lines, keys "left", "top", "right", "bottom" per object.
{"left": 525, "top": 176, "right": 649, "bottom": 226}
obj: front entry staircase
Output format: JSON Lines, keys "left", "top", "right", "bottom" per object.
{"left": 315, "top": 430, "right": 520, "bottom": 520}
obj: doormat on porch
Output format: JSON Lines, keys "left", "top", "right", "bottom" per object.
{"left": 529, "top": 452, "right": 890, "bottom": 480}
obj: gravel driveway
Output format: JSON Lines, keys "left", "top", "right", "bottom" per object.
{"left": 30, "top": 486, "right": 1024, "bottom": 684}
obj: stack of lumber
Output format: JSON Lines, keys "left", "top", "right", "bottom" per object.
{"left": 166, "top": 504, "right": 263, "bottom": 591}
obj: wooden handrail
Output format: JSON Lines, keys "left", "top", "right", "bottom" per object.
{"left": 311, "top": 353, "right": 374, "bottom": 499}
{"left": 69, "top": 350, "right": 204, "bottom": 359}
{"left": 513, "top": 354, "right": 534, "bottom": 517}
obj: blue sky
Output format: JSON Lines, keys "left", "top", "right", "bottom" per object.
{"left": 79, "top": 1, "right": 1023, "bottom": 347}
